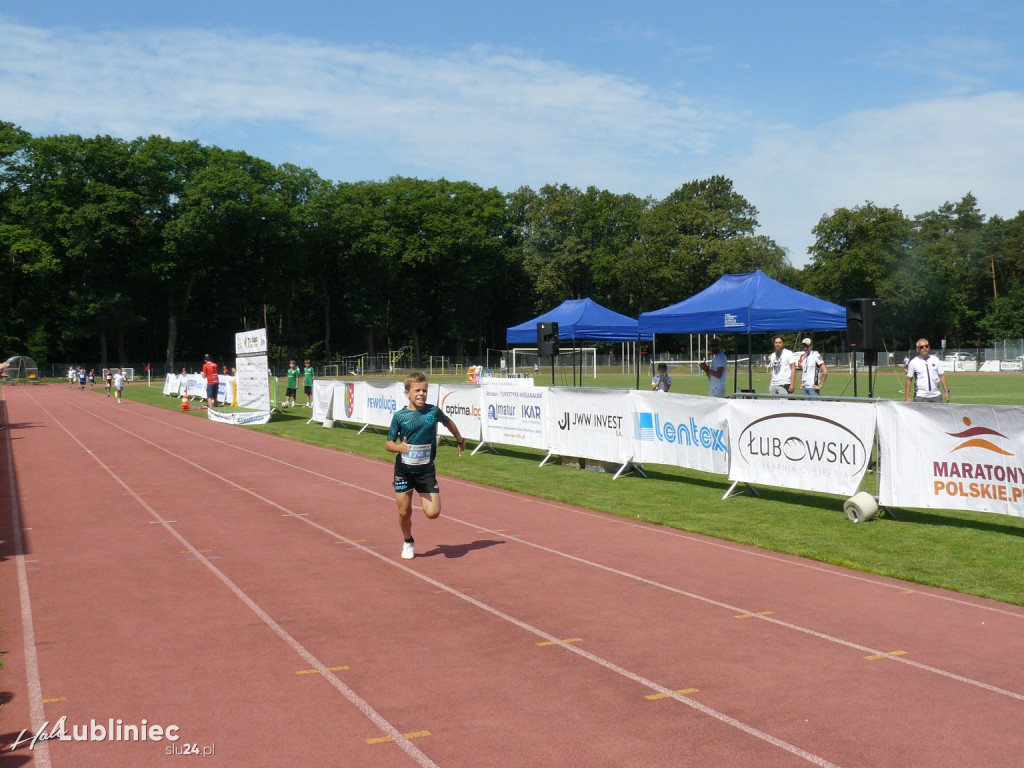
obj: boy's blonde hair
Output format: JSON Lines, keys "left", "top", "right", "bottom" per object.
{"left": 404, "top": 371, "right": 428, "bottom": 391}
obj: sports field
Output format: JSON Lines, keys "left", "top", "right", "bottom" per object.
{"left": 2, "top": 383, "right": 1022, "bottom": 767}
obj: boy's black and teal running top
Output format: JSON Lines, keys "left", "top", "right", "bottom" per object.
{"left": 387, "top": 405, "right": 451, "bottom": 474}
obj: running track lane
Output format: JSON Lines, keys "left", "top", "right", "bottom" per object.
{"left": 1, "top": 384, "right": 1022, "bottom": 767}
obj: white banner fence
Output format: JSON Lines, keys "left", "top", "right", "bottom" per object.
{"left": 168, "top": 375, "right": 1024, "bottom": 519}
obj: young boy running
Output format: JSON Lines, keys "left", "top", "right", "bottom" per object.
{"left": 113, "top": 368, "right": 126, "bottom": 403}
{"left": 385, "top": 372, "right": 465, "bottom": 560}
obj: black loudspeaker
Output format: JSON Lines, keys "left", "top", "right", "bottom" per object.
{"left": 846, "top": 298, "right": 882, "bottom": 350}
{"left": 537, "top": 321, "right": 559, "bottom": 357}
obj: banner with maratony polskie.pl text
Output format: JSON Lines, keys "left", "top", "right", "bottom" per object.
{"left": 877, "top": 402, "right": 1024, "bottom": 516}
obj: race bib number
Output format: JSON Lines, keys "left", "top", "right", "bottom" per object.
{"left": 401, "top": 443, "right": 431, "bottom": 466}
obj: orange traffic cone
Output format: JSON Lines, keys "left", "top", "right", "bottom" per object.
{"left": 180, "top": 393, "right": 190, "bottom": 411}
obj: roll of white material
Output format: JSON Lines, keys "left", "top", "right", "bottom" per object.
{"left": 844, "top": 491, "right": 879, "bottom": 523}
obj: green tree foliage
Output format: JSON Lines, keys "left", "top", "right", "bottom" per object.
{"left": 4, "top": 121, "right": 1024, "bottom": 367}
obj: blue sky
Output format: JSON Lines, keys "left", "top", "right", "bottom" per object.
{"left": 2, "top": 1, "right": 1023, "bottom": 266}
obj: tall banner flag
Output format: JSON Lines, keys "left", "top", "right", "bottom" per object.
{"left": 211, "top": 327, "right": 272, "bottom": 424}
{"left": 877, "top": 402, "right": 1024, "bottom": 516}
{"left": 727, "top": 398, "right": 875, "bottom": 497}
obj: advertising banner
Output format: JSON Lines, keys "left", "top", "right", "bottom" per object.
{"left": 437, "top": 384, "right": 483, "bottom": 442}
{"left": 727, "top": 398, "right": 875, "bottom": 497}
{"left": 331, "top": 381, "right": 364, "bottom": 424}
{"left": 163, "top": 374, "right": 178, "bottom": 396}
{"left": 629, "top": 392, "right": 730, "bottom": 475}
{"left": 480, "top": 381, "right": 547, "bottom": 450}
{"left": 877, "top": 402, "right": 1024, "bottom": 516}
{"left": 235, "top": 328, "right": 268, "bottom": 355}
{"left": 310, "top": 379, "right": 335, "bottom": 422}
{"left": 360, "top": 381, "right": 415, "bottom": 429}
{"left": 234, "top": 356, "right": 270, "bottom": 410}
{"left": 546, "top": 388, "right": 631, "bottom": 465}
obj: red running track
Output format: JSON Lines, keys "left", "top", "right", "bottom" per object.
{"left": 1, "top": 384, "right": 1023, "bottom": 767}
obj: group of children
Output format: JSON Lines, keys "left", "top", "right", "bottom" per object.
{"left": 66, "top": 365, "right": 126, "bottom": 402}
{"left": 282, "top": 359, "right": 316, "bottom": 408}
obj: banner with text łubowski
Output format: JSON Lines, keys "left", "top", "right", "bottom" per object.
{"left": 876, "top": 401, "right": 1024, "bottom": 516}
{"left": 727, "top": 398, "right": 875, "bottom": 497}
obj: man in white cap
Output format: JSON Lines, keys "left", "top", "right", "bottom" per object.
{"left": 797, "top": 338, "right": 828, "bottom": 397}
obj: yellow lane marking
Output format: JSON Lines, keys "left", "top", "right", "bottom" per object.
{"left": 535, "top": 638, "right": 583, "bottom": 647}
{"left": 366, "top": 730, "right": 431, "bottom": 745}
{"left": 865, "top": 650, "right": 907, "bottom": 660}
{"left": 735, "top": 611, "right": 774, "bottom": 619}
{"left": 42, "top": 696, "right": 67, "bottom": 704}
{"left": 646, "top": 688, "right": 699, "bottom": 700}
{"left": 296, "top": 666, "right": 350, "bottom": 675}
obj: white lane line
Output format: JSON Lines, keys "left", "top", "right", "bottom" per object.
{"left": 93, "top": 396, "right": 1024, "bottom": 701}
{"left": 31, "top": 396, "right": 439, "bottom": 768}
{"left": 2, "top": 405, "right": 52, "bottom": 768}
{"left": 48, "top": 398, "right": 842, "bottom": 768}
{"left": 125, "top": 397, "right": 1024, "bottom": 622}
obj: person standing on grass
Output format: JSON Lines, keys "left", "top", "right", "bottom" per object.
{"left": 113, "top": 368, "right": 126, "bottom": 403}
{"left": 651, "top": 362, "right": 672, "bottom": 392}
{"left": 285, "top": 359, "right": 299, "bottom": 407}
{"left": 797, "top": 338, "right": 828, "bottom": 397}
{"left": 767, "top": 336, "right": 796, "bottom": 396}
{"left": 385, "top": 371, "right": 465, "bottom": 560}
{"left": 699, "top": 338, "right": 728, "bottom": 397}
{"left": 202, "top": 354, "right": 220, "bottom": 409}
{"left": 303, "top": 359, "right": 315, "bottom": 407}
{"left": 905, "top": 338, "right": 950, "bottom": 403}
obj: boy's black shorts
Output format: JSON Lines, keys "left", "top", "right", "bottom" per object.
{"left": 393, "top": 469, "right": 439, "bottom": 495}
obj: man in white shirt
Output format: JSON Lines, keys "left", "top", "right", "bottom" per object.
{"left": 699, "top": 338, "right": 728, "bottom": 397}
{"left": 905, "top": 338, "right": 950, "bottom": 403}
{"left": 797, "top": 338, "right": 828, "bottom": 397}
{"left": 767, "top": 336, "right": 796, "bottom": 396}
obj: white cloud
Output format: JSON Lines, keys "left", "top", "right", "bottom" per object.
{"left": 2, "top": 18, "right": 1022, "bottom": 269}
{"left": 732, "top": 92, "right": 1024, "bottom": 264}
{"left": 0, "top": 20, "right": 719, "bottom": 191}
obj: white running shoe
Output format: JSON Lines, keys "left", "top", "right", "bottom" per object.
{"left": 401, "top": 540, "right": 415, "bottom": 560}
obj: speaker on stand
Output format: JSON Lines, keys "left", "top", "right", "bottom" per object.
{"left": 537, "top": 321, "right": 559, "bottom": 386}
{"left": 846, "top": 298, "right": 881, "bottom": 398}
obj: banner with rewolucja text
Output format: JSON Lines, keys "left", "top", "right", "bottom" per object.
{"left": 876, "top": 401, "right": 1024, "bottom": 516}
{"left": 727, "top": 398, "right": 876, "bottom": 497}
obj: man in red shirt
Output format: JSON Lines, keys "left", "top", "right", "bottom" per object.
{"left": 202, "top": 354, "right": 220, "bottom": 409}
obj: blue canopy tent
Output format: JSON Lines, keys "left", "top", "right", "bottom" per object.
{"left": 638, "top": 271, "right": 847, "bottom": 392}
{"left": 506, "top": 298, "right": 648, "bottom": 344}
{"left": 506, "top": 298, "right": 649, "bottom": 384}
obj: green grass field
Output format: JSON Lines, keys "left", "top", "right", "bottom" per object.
{"left": 115, "top": 368, "right": 1024, "bottom": 606}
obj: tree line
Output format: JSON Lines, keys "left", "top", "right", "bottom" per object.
{"left": 2, "top": 121, "right": 1022, "bottom": 369}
